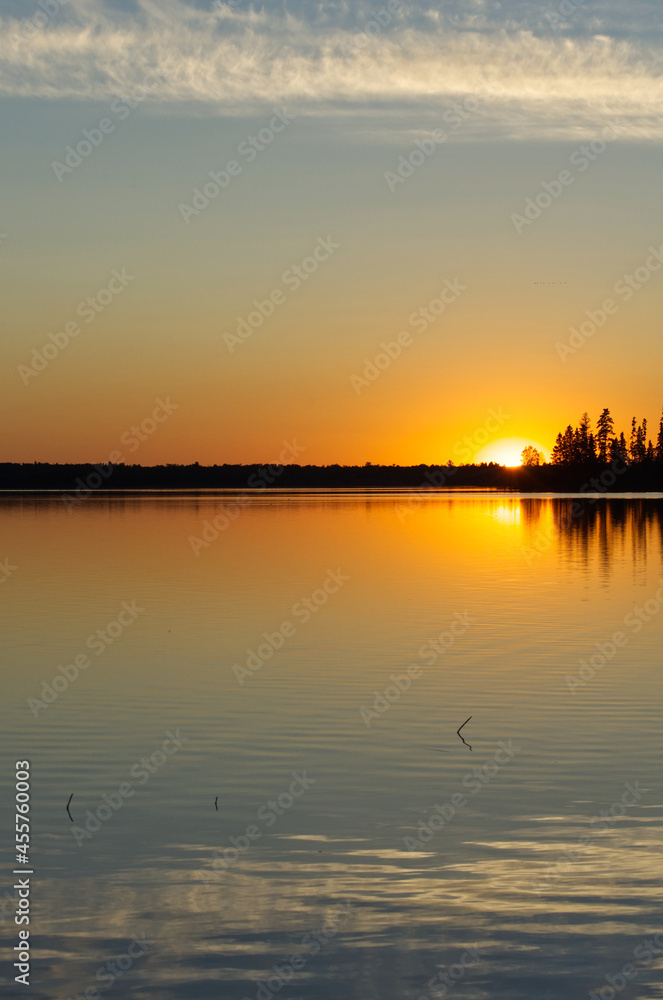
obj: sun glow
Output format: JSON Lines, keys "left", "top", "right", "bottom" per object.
{"left": 474, "top": 438, "right": 549, "bottom": 467}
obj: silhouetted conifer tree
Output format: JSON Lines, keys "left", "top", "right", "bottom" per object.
{"left": 551, "top": 433, "right": 565, "bottom": 465}
{"left": 596, "top": 408, "right": 614, "bottom": 463}
{"left": 629, "top": 417, "right": 638, "bottom": 463}
{"left": 657, "top": 409, "right": 663, "bottom": 463}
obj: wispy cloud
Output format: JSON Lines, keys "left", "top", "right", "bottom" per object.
{"left": 2, "top": 0, "right": 663, "bottom": 139}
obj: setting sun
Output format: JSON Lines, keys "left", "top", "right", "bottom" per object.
{"left": 474, "top": 437, "right": 549, "bottom": 467}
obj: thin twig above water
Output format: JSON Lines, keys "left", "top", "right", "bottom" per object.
{"left": 456, "top": 716, "right": 473, "bottom": 751}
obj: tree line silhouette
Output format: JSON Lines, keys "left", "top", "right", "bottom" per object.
{"left": 548, "top": 408, "right": 663, "bottom": 467}
{"left": 2, "top": 408, "right": 663, "bottom": 493}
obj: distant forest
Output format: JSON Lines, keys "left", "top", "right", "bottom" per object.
{"left": 2, "top": 408, "right": 663, "bottom": 493}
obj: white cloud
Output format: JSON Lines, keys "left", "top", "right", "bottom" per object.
{"left": 1, "top": 0, "right": 663, "bottom": 139}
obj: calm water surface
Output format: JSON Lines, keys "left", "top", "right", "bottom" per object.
{"left": 1, "top": 492, "right": 662, "bottom": 999}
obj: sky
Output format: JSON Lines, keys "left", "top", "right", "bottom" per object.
{"left": 2, "top": 0, "right": 663, "bottom": 466}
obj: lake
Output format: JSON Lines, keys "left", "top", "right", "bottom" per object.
{"left": 1, "top": 492, "right": 662, "bottom": 999}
